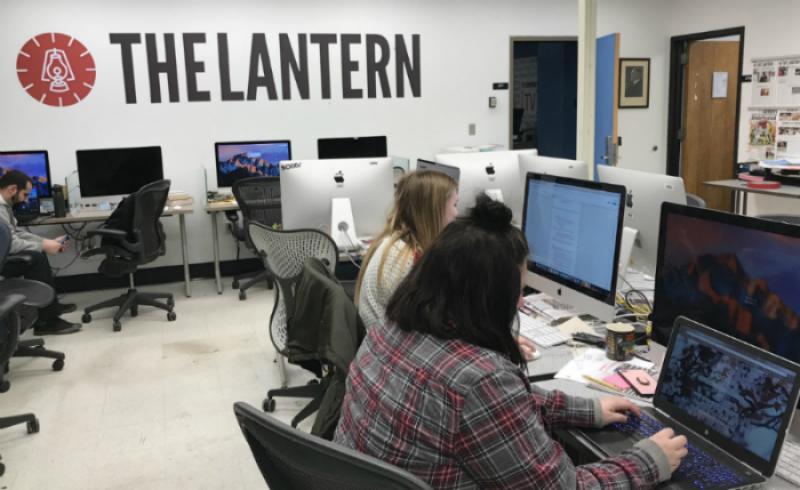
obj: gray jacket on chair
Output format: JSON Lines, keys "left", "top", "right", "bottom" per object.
{"left": 0, "top": 198, "right": 43, "bottom": 255}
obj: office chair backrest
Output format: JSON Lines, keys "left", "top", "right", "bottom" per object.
{"left": 685, "top": 192, "right": 706, "bottom": 208}
{"left": 234, "top": 402, "right": 434, "bottom": 490}
{"left": 233, "top": 177, "right": 282, "bottom": 238}
{"left": 0, "top": 224, "right": 11, "bottom": 271}
{"left": 132, "top": 179, "right": 171, "bottom": 261}
{"left": 248, "top": 223, "right": 337, "bottom": 354}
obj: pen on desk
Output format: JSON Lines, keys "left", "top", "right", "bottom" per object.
{"left": 631, "top": 352, "right": 652, "bottom": 363}
{"left": 583, "top": 375, "right": 623, "bottom": 393}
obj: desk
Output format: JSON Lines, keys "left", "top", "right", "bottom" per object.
{"left": 704, "top": 179, "right": 800, "bottom": 215}
{"left": 29, "top": 204, "right": 194, "bottom": 297}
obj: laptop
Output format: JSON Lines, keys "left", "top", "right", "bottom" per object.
{"left": 579, "top": 316, "right": 800, "bottom": 489}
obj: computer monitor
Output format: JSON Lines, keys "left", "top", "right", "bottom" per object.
{"left": 76, "top": 146, "right": 164, "bottom": 199}
{"left": 415, "top": 159, "right": 460, "bottom": 184}
{"left": 522, "top": 172, "right": 626, "bottom": 321}
{"left": 317, "top": 136, "right": 387, "bottom": 159}
{"left": 279, "top": 157, "right": 394, "bottom": 248}
{"left": 434, "top": 150, "right": 537, "bottom": 223}
{"left": 518, "top": 154, "right": 587, "bottom": 180}
{"left": 651, "top": 203, "right": 800, "bottom": 373}
{"left": 214, "top": 140, "right": 291, "bottom": 188}
{"left": 0, "top": 150, "right": 52, "bottom": 200}
{"left": 597, "top": 166, "right": 687, "bottom": 274}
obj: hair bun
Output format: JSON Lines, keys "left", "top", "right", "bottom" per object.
{"left": 470, "top": 194, "right": 513, "bottom": 230}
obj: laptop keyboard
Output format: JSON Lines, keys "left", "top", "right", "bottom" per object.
{"left": 611, "top": 412, "right": 745, "bottom": 488}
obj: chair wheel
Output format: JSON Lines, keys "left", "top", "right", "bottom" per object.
{"left": 0, "top": 380, "right": 9, "bottom": 393}
{"left": 167, "top": 311, "right": 177, "bottom": 321}
{"left": 263, "top": 398, "right": 276, "bottom": 412}
{"left": 52, "top": 359, "right": 65, "bottom": 371}
{"left": 130, "top": 306, "right": 138, "bottom": 317}
{"left": 232, "top": 279, "right": 240, "bottom": 289}
{"left": 81, "top": 313, "right": 92, "bottom": 323}
{"left": 239, "top": 291, "right": 247, "bottom": 301}
{"left": 27, "top": 418, "right": 40, "bottom": 434}
{"left": 0, "top": 461, "right": 5, "bottom": 477}
{"left": 113, "top": 321, "right": 122, "bottom": 332}
{"left": 307, "top": 379, "right": 320, "bottom": 385}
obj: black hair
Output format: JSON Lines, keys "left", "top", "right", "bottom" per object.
{"left": 385, "top": 194, "right": 530, "bottom": 366}
{"left": 0, "top": 170, "right": 32, "bottom": 190}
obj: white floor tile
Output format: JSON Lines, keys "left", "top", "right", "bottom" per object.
{"left": 0, "top": 279, "right": 320, "bottom": 490}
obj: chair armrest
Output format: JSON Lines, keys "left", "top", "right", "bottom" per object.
{"left": 0, "top": 294, "right": 26, "bottom": 319}
{"left": 6, "top": 254, "right": 33, "bottom": 265}
{"left": 86, "top": 228, "right": 128, "bottom": 240}
{"left": 86, "top": 228, "right": 144, "bottom": 254}
{"left": 81, "top": 245, "right": 134, "bottom": 260}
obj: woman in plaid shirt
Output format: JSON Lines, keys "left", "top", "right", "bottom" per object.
{"left": 334, "top": 195, "right": 687, "bottom": 489}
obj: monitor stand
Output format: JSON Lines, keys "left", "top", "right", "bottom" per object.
{"left": 331, "top": 197, "right": 361, "bottom": 252}
{"left": 617, "top": 227, "right": 638, "bottom": 285}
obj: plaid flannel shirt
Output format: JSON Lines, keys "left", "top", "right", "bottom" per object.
{"left": 334, "top": 323, "right": 665, "bottom": 489}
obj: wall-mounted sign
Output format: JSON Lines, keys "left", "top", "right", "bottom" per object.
{"left": 16, "top": 32, "right": 96, "bottom": 107}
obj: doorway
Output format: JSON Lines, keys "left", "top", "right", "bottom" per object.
{"left": 509, "top": 38, "right": 577, "bottom": 158}
{"left": 666, "top": 27, "right": 745, "bottom": 211}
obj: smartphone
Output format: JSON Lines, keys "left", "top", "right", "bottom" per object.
{"left": 618, "top": 369, "right": 657, "bottom": 396}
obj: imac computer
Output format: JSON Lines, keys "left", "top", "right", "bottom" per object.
{"left": 76, "top": 146, "right": 164, "bottom": 208}
{"left": 0, "top": 150, "right": 52, "bottom": 217}
{"left": 597, "top": 165, "right": 687, "bottom": 274}
{"left": 415, "top": 159, "right": 460, "bottom": 183}
{"left": 518, "top": 154, "right": 587, "bottom": 180}
{"left": 317, "top": 136, "right": 387, "bottom": 159}
{"left": 279, "top": 157, "right": 394, "bottom": 249}
{"left": 651, "top": 203, "right": 800, "bottom": 375}
{"left": 521, "top": 172, "right": 626, "bottom": 321}
{"left": 434, "top": 150, "right": 537, "bottom": 222}
{"left": 214, "top": 140, "right": 291, "bottom": 189}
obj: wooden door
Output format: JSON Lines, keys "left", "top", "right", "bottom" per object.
{"left": 681, "top": 40, "right": 740, "bottom": 211}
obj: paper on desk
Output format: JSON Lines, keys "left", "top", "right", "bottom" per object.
{"left": 524, "top": 293, "right": 578, "bottom": 321}
{"left": 556, "top": 316, "right": 595, "bottom": 336}
{"left": 554, "top": 348, "right": 654, "bottom": 385}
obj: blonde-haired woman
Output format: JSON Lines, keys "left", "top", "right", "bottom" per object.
{"left": 355, "top": 170, "right": 458, "bottom": 331}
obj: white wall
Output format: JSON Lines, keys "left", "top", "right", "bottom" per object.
{"left": 3, "top": 0, "right": 797, "bottom": 278}
{"left": 1, "top": 0, "right": 581, "bottom": 276}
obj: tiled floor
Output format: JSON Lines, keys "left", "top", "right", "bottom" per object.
{"left": 0, "top": 279, "right": 315, "bottom": 489}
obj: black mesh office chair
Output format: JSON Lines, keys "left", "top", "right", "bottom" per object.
{"left": 228, "top": 177, "right": 281, "bottom": 301}
{"left": 0, "top": 225, "right": 65, "bottom": 372}
{"left": 80, "top": 180, "right": 176, "bottom": 331}
{"left": 233, "top": 402, "right": 434, "bottom": 490}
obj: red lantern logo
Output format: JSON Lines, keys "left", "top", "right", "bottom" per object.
{"left": 16, "top": 33, "right": 96, "bottom": 107}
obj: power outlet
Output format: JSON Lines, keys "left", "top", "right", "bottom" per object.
{"left": 468, "top": 123, "right": 476, "bottom": 136}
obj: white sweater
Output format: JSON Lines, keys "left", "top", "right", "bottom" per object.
{"left": 357, "top": 237, "right": 415, "bottom": 330}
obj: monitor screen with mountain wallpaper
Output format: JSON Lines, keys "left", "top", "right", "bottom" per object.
{"left": 652, "top": 203, "right": 800, "bottom": 372}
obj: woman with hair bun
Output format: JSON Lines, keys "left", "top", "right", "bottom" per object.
{"left": 335, "top": 195, "right": 687, "bottom": 489}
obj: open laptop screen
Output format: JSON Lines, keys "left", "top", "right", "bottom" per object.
{"left": 657, "top": 318, "right": 800, "bottom": 476}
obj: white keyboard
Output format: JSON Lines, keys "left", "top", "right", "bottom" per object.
{"left": 518, "top": 313, "right": 570, "bottom": 347}
{"left": 777, "top": 439, "right": 800, "bottom": 486}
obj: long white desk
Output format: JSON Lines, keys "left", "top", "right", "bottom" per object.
{"left": 704, "top": 178, "right": 800, "bottom": 215}
{"left": 28, "top": 203, "right": 194, "bottom": 297}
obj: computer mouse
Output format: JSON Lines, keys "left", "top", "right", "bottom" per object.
{"left": 529, "top": 349, "right": 542, "bottom": 361}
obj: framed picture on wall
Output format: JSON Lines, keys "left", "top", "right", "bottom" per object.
{"left": 619, "top": 58, "right": 650, "bottom": 108}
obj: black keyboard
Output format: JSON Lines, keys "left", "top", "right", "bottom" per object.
{"left": 611, "top": 412, "right": 745, "bottom": 489}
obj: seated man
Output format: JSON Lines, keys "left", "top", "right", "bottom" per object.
{"left": 0, "top": 170, "right": 80, "bottom": 334}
